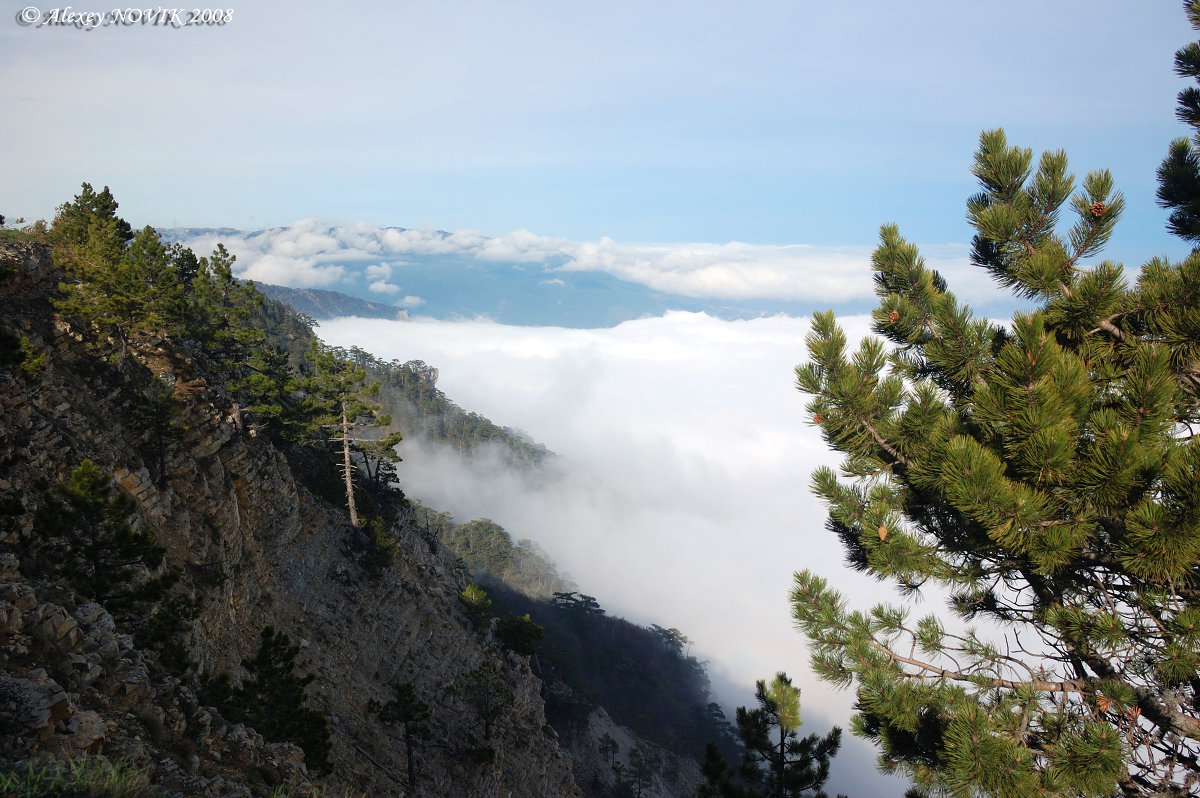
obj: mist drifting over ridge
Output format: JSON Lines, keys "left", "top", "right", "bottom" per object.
{"left": 319, "top": 310, "right": 912, "bottom": 796}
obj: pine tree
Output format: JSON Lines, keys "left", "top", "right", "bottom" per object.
{"left": 50, "top": 184, "right": 192, "bottom": 361}
{"left": 49, "top": 185, "right": 273, "bottom": 384}
{"left": 600, "top": 733, "right": 621, "bottom": 768}
{"left": 700, "top": 740, "right": 739, "bottom": 798}
{"left": 459, "top": 583, "right": 493, "bottom": 630}
{"left": 496, "top": 612, "right": 543, "bottom": 656}
{"left": 185, "top": 242, "right": 264, "bottom": 364}
{"left": 227, "top": 626, "right": 332, "bottom": 773}
{"left": 326, "top": 346, "right": 404, "bottom": 487}
{"left": 53, "top": 217, "right": 176, "bottom": 358}
{"left": 25, "top": 460, "right": 172, "bottom": 613}
{"left": 50, "top": 183, "right": 132, "bottom": 249}
{"left": 626, "top": 741, "right": 660, "bottom": 798}
{"left": 791, "top": 14, "right": 1200, "bottom": 796}
{"left": 297, "top": 342, "right": 401, "bottom": 528}
{"left": 456, "top": 661, "right": 513, "bottom": 763}
{"left": 371, "top": 682, "right": 432, "bottom": 788}
{"left": 1159, "top": 1, "right": 1200, "bottom": 243}
{"left": 701, "top": 674, "right": 842, "bottom": 798}
{"left": 131, "top": 377, "right": 181, "bottom": 486}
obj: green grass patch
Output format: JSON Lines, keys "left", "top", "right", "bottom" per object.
{"left": 0, "top": 756, "right": 161, "bottom": 797}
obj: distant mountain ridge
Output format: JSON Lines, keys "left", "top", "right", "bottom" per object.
{"left": 159, "top": 225, "right": 825, "bottom": 328}
{"left": 254, "top": 282, "right": 410, "bottom": 321}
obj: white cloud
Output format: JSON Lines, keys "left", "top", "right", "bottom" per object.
{"left": 318, "top": 311, "right": 913, "bottom": 797}
{"left": 476, "top": 229, "right": 571, "bottom": 262}
{"left": 241, "top": 253, "right": 346, "bottom": 288}
{"left": 365, "top": 263, "right": 392, "bottom": 280}
{"left": 398, "top": 295, "right": 426, "bottom": 308}
{"left": 558, "top": 238, "right": 872, "bottom": 302}
{"left": 175, "top": 218, "right": 348, "bottom": 288}
{"left": 172, "top": 220, "right": 1005, "bottom": 309}
{"left": 336, "top": 221, "right": 390, "bottom": 255}
{"left": 377, "top": 227, "right": 490, "bottom": 255}
{"left": 555, "top": 239, "right": 1008, "bottom": 307}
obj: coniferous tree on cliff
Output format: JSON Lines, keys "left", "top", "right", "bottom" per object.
{"left": 791, "top": 7, "right": 1200, "bottom": 797}
{"left": 297, "top": 341, "right": 400, "bottom": 529}
{"left": 700, "top": 673, "right": 843, "bottom": 798}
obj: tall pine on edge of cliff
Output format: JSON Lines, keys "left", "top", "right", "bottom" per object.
{"left": 791, "top": 6, "right": 1200, "bottom": 798}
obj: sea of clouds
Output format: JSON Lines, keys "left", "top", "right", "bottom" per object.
{"left": 319, "top": 310, "right": 917, "bottom": 796}
{"left": 185, "top": 215, "right": 1023, "bottom": 795}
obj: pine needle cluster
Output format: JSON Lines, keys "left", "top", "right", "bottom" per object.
{"left": 791, "top": 9, "right": 1200, "bottom": 797}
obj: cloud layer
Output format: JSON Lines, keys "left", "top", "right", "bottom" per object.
{"left": 319, "top": 311, "right": 914, "bottom": 796}
{"left": 174, "top": 221, "right": 1008, "bottom": 308}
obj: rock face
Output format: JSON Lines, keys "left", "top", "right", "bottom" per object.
{"left": 564, "top": 705, "right": 704, "bottom": 798}
{"left": 0, "top": 241, "right": 579, "bottom": 796}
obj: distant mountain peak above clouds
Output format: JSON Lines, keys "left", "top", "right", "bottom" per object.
{"left": 159, "top": 222, "right": 998, "bottom": 328}
{"left": 253, "top": 283, "right": 412, "bottom": 322}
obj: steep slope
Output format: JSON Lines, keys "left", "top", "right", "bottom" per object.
{"left": 245, "top": 260, "right": 729, "bottom": 798}
{"left": 0, "top": 237, "right": 578, "bottom": 796}
{"left": 338, "top": 347, "right": 552, "bottom": 468}
{"left": 432, "top": 516, "right": 733, "bottom": 798}
{"left": 253, "top": 282, "right": 411, "bottom": 322}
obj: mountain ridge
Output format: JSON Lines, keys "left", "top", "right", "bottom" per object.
{"left": 0, "top": 207, "right": 730, "bottom": 797}
{"left": 254, "top": 281, "right": 411, "bottom": 321}
{"left": 158, "top": 225, "right": 825, "bottom": 328}
{"left": 0, "top": 236, "right": 580, "bottom": 796}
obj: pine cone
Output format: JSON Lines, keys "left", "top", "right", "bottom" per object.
{"left": 887, "top": 309, "right": 900, "bottom": 324}
{"left": 1091, "top": 201, "right": 1107, "bottom": 218}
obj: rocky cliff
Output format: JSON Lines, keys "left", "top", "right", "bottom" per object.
{"left": 0, "top": 239, "right": 579, "bottom": 797}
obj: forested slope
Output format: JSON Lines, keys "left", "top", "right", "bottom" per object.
{"left": 0, "top": 189, "right": 579, "bottom": 797}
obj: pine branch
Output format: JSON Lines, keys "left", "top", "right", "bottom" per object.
{"left": 860, "top": 418, "right": 910, "bottom": 471}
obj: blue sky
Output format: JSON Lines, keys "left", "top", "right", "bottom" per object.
{"left": 2, "top": 1, "right": 1194, "bottom": 269}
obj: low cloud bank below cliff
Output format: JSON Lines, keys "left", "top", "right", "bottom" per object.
{"left": 320, "top": 311, "right": 911, "bottom": 796}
